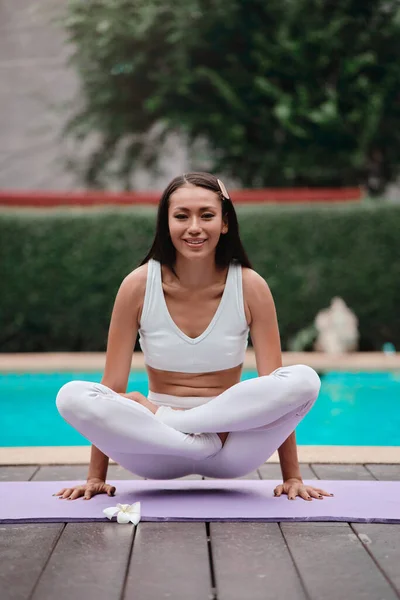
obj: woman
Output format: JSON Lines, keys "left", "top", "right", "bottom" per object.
{"left": 55, "top": 172, "right": 332, "bottom": 502}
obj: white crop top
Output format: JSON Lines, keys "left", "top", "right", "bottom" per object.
{"left": 138, "top": 259, "right": 249, "bottom": 373}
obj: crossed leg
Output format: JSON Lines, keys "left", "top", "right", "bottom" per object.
{"left": 56, "top": 381, "right": 222, "bottom": 478}
{"left": 196, "top": 404, "right": 316, "bottom": 478}
{"left": 155, "top": 365, "right": 320, "bottom": 433}
{"left": 154, "top": 364, "right": 321, "bottom": 477}
{"left": 56, "top": 365, "right": 320, "bottom": 479}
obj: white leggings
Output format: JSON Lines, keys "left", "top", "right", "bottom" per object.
{"left": 56, "top": 365, "right": 320, "bottom": 479}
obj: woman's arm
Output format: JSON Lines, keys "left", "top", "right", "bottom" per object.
{"left": 243, "top": 269, "right": 301, "bottom": 481}
{"left": 87, "top": 267, "right": 147, "bottom": 481}
{"left": 86, "top": 445, "right": 110, "bottom": 482}
{"left": 244, "top": 269, "right": 332, "bottom": 501}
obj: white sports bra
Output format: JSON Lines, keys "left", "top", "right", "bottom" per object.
{"left": 138, "top": 259, "right": 249, "bottom": 373}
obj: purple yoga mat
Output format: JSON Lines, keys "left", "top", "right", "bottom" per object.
{"left": 1, "top": 479, "right": 400, "bottom": 523}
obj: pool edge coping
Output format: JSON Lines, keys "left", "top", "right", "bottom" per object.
{"left": 1, "top": 446, "right": 400, "bottom": 465}
{"left": 0, "top": 351, "right": 399, "bottom": 372}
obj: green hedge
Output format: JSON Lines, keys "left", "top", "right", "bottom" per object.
{"left": 0, "top": 203, "right": 398, "bottom": 352}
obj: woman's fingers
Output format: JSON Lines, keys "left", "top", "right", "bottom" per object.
{"left": 53, "top": 483, "right": 115, "bottom": 501}
{"left": 306, "top": 488, "right": 323, "bottom": 500}
{"left": 69, "top": 488, "right": 84, "bottom": 500}
{"left": 313, "top": 487, "right": 334, "bottom": 497}
{"left": 305, "top": 485, "right": 335, "bottom": 499}
{"left": 54, "top": 486, "right": 84, "bottom": 500}
{"left": 54, "top": 482, "right": 116, "bottom": 501}
{"left": 287, "top": 485, "right": 301, "bottom": 500}
{"left": 106, "top": 485, "right": 116, "bottom": 496}
{"left": 84, "top": 488, "right": 93, "bottom": 500}
{"left": 273, "top": 482, "right": 334, "bottom": 501}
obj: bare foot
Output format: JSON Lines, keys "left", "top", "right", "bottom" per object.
{"left": 120, "top": 391, "right": 158, "bottom": 415}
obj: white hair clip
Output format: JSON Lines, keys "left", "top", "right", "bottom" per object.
{"left": 217, "top": 178, "right": 230, "bottom": 200}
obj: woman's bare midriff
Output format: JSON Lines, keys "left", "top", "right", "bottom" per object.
{"left": 146, "top": 363, "right": 243, "bottom": 397}
{"left": 145, "top": 364, "right": 243, "bottom": 446}
{"left": 132, "top": 263, "right": 252, "bottom": 445}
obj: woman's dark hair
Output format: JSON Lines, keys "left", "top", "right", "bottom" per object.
{"left": 139, "top": 172, "right": 253, "bottom": 274}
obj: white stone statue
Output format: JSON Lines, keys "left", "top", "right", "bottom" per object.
{"left": 314, "top": 297, "right": 359, "bottom": 354}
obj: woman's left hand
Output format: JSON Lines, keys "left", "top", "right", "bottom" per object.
{"left": 273, "top": 478, "right": 333, "bottom": 501}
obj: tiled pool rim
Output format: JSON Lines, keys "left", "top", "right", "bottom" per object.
{"left": 1, "top": 350, "right": 399, "bottom": 373}
{"left": 1, "top": 350, "right": 399, "bottom": 465}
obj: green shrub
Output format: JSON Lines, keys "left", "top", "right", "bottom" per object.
{"left": 0, "top": 203, "right": 399, "bottom": 352}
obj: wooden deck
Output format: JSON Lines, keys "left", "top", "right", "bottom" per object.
{"left": 1, "top": 463, "right": 400, "bottom": 600}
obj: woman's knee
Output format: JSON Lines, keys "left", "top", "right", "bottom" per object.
{"left": 272, "top": 364, "right": 321, "bottom": 400}
{"left": 293, "top": 364, "right": 321, "bottom": 398}
{"left": 56, "top": 380, "right": 96, "bottom": 419}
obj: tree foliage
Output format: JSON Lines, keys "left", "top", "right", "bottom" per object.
{"left": 64, "top": 0, "right": 400, "bottom": 191}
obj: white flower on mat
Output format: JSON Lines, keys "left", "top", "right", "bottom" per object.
{"left": 103, "top": 502, "right": 141, "bottom": 525}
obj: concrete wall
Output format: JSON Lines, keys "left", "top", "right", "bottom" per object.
{"left": 0, "top": 0, "right": 191, "bottom": 191}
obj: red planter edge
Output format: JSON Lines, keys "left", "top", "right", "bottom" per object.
{"left": 0, "top": 187, "right": 363, "bottom": 207}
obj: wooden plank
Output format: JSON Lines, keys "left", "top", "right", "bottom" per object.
{"left": 0, "top": 523, "right": 63, "bottom": 600}
{"left": 311, "top": 464, "right": 374, "bottom": 480}
{"left": 32, "top": 465, "right": 94, "bottom": 482}
{"left": 211, "top": 522, "right": 307, "bottom": 600}
{"left": 258, "top": 463, "right": 316, "bottom": 480}
{"left": 32, "top": 464, "right": 143, "bottom": 481}
{"left": 0, "top": 465, "right": 38, "bottom": 481}
{"left": 32, "top": 523, "right": 134, "bottom": 600}
{"left": 352, "top": 523, "right": 400, "bottom": 594}
{"left": 365, "top": 464, "right": 400, "bottom": 481}
{"left": 281, "top": 523, "right": 398, "bottom": 600}
{"left": 125, "top": 523, "right": 212, "bottom": 599}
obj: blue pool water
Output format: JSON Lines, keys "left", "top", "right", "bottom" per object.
{"left": 1, "top": 371, "right": 399, "bottom": 447}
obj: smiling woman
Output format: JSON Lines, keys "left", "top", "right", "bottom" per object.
{"left": 169, "top": 187, "right": 228, "bottom": 254}
{"left": 55, "top": 172, "right": 331, "bottom": 503}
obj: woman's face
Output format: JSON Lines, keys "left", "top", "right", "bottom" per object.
{"left": 168, "top": 184, "right": 228, "bottom": 260}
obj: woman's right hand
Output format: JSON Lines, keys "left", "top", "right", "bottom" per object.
{"left": 53, "top": 478, "right": 116, "bottom": 501}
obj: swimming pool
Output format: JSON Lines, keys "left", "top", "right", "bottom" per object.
{"left": 1, "top": 371, "right": 399, "bottom": 447}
